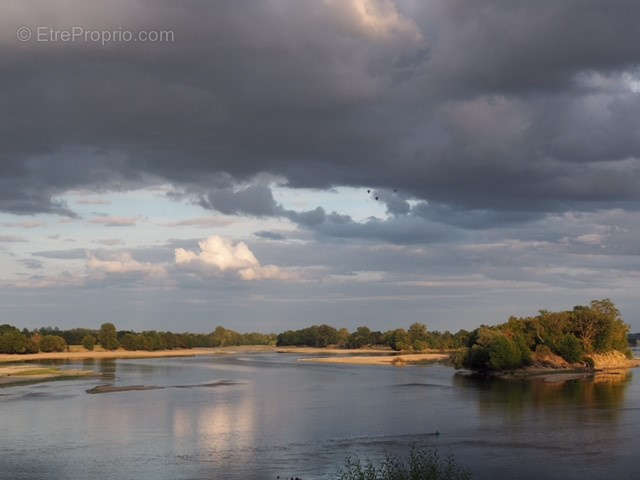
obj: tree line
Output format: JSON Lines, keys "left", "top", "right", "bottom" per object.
{"left": 0, "top": 323, "right": 275, "bottom": 354}
{"left": 1, "top": 299, "right": 636, "bottom": 358}
{"left": 276, "top": 324, "right": 471, "bottom": 351}
{"left": 0, "top": 324, "right": 67, "bottom": 354}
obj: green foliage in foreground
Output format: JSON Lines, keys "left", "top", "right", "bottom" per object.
{"left": 338, "top": 448, "right": 471, "bottom": 480}
{"left": 455, "top": 299, "right": 631, "bottom": 372}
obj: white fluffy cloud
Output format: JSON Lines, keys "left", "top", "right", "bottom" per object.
{"left": 175, "top": 235, "right": 296, "bottom": 281}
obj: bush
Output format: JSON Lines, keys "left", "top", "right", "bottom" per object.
{"left": 386, "top": 329, "right": 410, "bottom": 351}
{"left": 25, "top": 338, "right": 39, "bottom": 354}
{"left": 487, "top": 335, "right": 522, "bottom": 370}
{"left": 554, "top": 334, "right": 584, "bottom": 363}
{"left": 120, "top": 333, "right": 142, "bottom": 351}
{"left": 0, "top": 331, "right": 28, "bottom": 354}
{"left": 338, "top": 447, "right": 471, "bottom": 480}
{"left": 82, "top": 334, "right": 96, "bottom": 351}
{"left": 39, "top": 335, "right": 67, "bottom": 352}
{"left": 458, "top": 329, "right": 527, "bottom": 371}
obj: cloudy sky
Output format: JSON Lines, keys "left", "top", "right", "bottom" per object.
{"left": 2, "top": 0, "right": 640, "bottom": 332}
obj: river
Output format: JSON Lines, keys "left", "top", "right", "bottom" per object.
{"left": 1, "top": 350, "right": 639, "bottom": 479}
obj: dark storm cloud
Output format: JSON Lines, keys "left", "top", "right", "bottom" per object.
{"left": 197, "top": 184, "right": 280, "bottom": 217}
{"left": 3, "top": 0, "right": 640, "bottom": 223}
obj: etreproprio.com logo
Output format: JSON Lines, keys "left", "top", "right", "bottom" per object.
{"left": 16, "top": 25, "right": 175, "bottom": 45}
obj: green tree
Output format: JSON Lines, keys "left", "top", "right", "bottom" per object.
{"left": 82, "top": 334, "right": 96, "bottom": 351}
{"left": 39, "top": 335, "right": 67, "bottom": 352}
{"left": 98, "top": 323, "right": 119, "bottom": 350}
{"left": 347, "top": 326, "right": 372, "bottom": 348}
{"left": 408, "top": 322, "right": 428, "bottom": 351}
{"left": 555, "top": 333, "right": 583, "bottom": 363}
{"left": 0, "top": 331, "right": 28, "bottom": 354}
{"left": 120, "top": 333, "right": 142, "bottom": 351}
{"left": 386, "top": 329, "right": 410, "bottom": 351}
{"left": 336, "top": 328, "right": 350, "bottom": 347}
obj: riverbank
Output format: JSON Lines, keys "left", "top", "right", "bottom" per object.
{"left": 299, "top": 352, "right": 451, "bottom": 366}
{"left": 0, "top": 365, "right": 94, "bottom": 387}
{"left": 0, "top": 345, "right": 277, "bottom": 364}
{"left": 0, "top": 345, "right": 453, "bottom": 363}
{"left": 276, "top": 346, "right": 394, "bottom": 354}
{"left": 473, "top": 350, "right": 640, "bottom": 380}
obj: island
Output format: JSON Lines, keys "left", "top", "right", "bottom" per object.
{"left": 453, "top": 299, "right": 640, "bottom": 376}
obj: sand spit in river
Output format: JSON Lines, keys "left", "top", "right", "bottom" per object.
{"left": 0, "top": 365, "right": 94, "bottom": 387}
{"left": 298, "top": 353, "right": 450, "bottom": 366}
{"left": 0, "top": 345, "right": 277, "bottom": 364}
{"left": 86, "top": 380, "right": 241, "bottom": 394}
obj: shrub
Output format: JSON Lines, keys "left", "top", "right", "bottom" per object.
{"left": 486, "top": 334, "right": 522, "bottom": 370}
{"left": 39, "top": 335, "right": 67, "bottom": 352}
{"left": 554, "top": 334, "right": 584, "bottom": 363}
{"left": 82, "top": 334, "right": 96, "bottom": 351}
{"left": 0, "top": 331, "right": 28, "bottom": 354}
{"left": 465, "top": 344, "right": 491, "bottom": 370}
{"left": 386, "top": 329, "right": 410, "bottom": 351}
{"left": 120, "top": 333, "right": 142, "bottom": 351}
{"left": 412, "top": 340, "right": 429, "bottom": 352}
{"left": 458, "top": 328, "right": 526, "bottom": 371}
{"left": 25, "top": 338, "right": 39, "bottom": 354}
{"left": 337, "top": 447, "right": 471, "bottom": 480}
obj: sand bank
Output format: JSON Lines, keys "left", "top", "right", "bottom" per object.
{"left": 0, "top": 345, "right": 276, "bottom": 364}
{"left": 276, "top": 346, "right": 394, "bottom": 354}
{"left": 86, "top": 380, "right": 240, "bottom": 394}
{"left": 0, "top": 365, "right": 94, "bottom": 387}
{"left": 299, "top": 353, "right": 450, "bottom": 366}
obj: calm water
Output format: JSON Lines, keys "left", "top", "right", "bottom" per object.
{"left": 1, "top": 351, "right": 639, "bottom": 479}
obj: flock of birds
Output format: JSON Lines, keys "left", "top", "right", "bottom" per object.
{"left": 367, "top": 188, "right": 398, "bottom": 201}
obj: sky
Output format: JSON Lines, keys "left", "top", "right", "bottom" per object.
{"left": 1, "top": 0, "right": 640, "bottom": 333}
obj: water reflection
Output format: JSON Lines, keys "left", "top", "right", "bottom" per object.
{"left": 79, "top": 359, "right": 117, "bottom": 379}
{"left": 454, "top": 370, "right": 632, "bottom": 421}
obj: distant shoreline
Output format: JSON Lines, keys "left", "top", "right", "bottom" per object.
{"left": 0, "top": 345, "right": 453, "bottom": 364}
{"left": 0, "top": 345, "right": 277, "bottom": 364}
